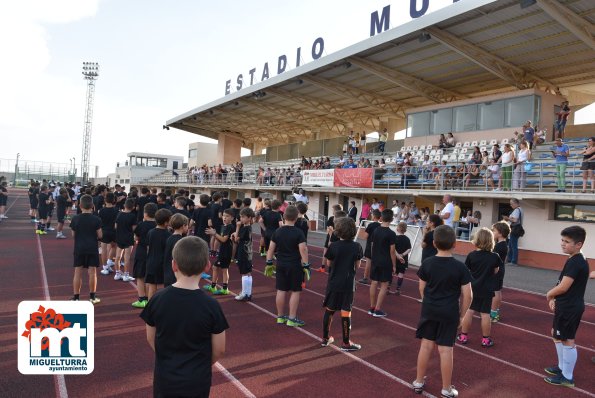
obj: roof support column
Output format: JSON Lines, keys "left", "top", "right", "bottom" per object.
{"left": 217, "top": 134, "right": 242, "bottom": 165}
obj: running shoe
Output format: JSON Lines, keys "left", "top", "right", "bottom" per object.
{"left": 201, "top": 272, "right": 211, "bottom": 279}
{"left": 213, "top": 288, "right": 230, "bottom": 295}
{"left": 316, "top": 267, "right": 326, "bottom": 273}
{"left": 456, "top": 333, "right": 469, "bottom": 344}
{"left": 491, "top": 314, "right": 500, "bottom": 323}
{"left": 234, "top": 294, "right": 251, "bottom": 302}
{"left": 106, "top": 259, "right": 115, "bottom": 267}
{"left": 358, "top": 278, "right": 370, "bottom": 285}
{"left": 122, "top": 273, "right": 135, "bottom": 282}
{"left": 341, "top": 341, "right": 361, "bottom": 351}
{"left": 70, "top": 297, "right": 79, "bottom": 301}
{"left": 47, "top": 227, "right": 55, "bottom": 231}
{"left": 544, "top": 366, "right": 562, "bottom": 376}
{"left": 395, "top": 288, "right": 401, "bottom": 296}
{"left": 441, "top": 385, "right": 459, "bottom": 398}
{"left": 367, "top": 307, "right": 375, "bottom": 315}
{"left": 373, "top": 310, "right": 387, "bottom": 318}
{"left": 113, "top": 272, "right": 123, "bottom": 281}
{"left": 321, "top": 336, "right": 334, "bottom": 347}
{"left": 100, "top": 265, "right": 112, "bottom": 275}
{"left": 544, "top": 374, "right": 574, "bottom": 387}
{"left": 412, "top": 378, "right": 425, "bottom": 394}
{"left": 481, "top": 337, "right": 494, "bottom": 348}
{"left": 89, "top": 297, "right": 101, "bottom": 305}
{"left": 131, "top": 300, "right": 148, "bottom": 308}
{"left": 276, "top": 315, "right": 287, "bottom": 324}
{"left": 286, "top": 318, "right": 305, "bottom": 327}
{"left": 56, "top": 233, "right": 67, "bottom": 239}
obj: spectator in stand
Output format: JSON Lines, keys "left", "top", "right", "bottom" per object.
{"left": 446, "top": 132, "right": 456, "bottom": 148}
{"left": 360, "top": 131, "right": 367, "bottom": 154}
{"left": 554, "top": 100, "right": 571, "bottom": 139}
{"left": 438, "top": 134, "right": 448, "bottom": 149}
{"left": 481, "top": 150, "right": 490, "bottom": 166}
{"left": 534, "top": 128, "right": 546, "bottom": 146}
{"left": 580, "top": 137, "right": 595, "bottom": 193}
{"left": 510, "top": 131, "right": 520, "bottom": 145}
{"left": 470, "top": 146, "right": 481, "bottom": 165}
{"left": 463, "top": 164, "right": 481, "bottom": 189}
{"left": 354, "top": 133, "right": 361, "bottom": 155}
{"left": 485, "top": 159, "right": 500, "bottom": 190}
{"left": 343, "top": 158, "right": 357, "bottom": 169}
{"left": 498, "top": 143, "right": 515, "bottom": 192}
{"left": 434, "top": 160, "right": 449, "bottom": 190}
{"left": 378, "top": 129, "right": 388, "bottom": 154}
{"left": 342, "top": 141, "right": 348, "bottom": 156}
{"left": 513, "top": 141, "right": 531, "bottom": 190}
{"left": 491, "top": 144, "right": 502, "bottom": 163}
{"left": 523, "top": 121, "right": 535, "bottom": 150}
{"left": 552, "top": 138, "right": 570, "bottom": 193}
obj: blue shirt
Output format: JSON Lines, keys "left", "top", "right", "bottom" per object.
{"left": 553, "top": 144, "right": 569, "bottom": 163}
{"left": 343, "top": 163, "right": 357, "bottom": 169}
{"left": 524, "top": 127, "right": 534, "bottom": 142}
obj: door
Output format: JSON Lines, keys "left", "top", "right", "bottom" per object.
{"left": 172, "top": 161, "right": 178, "bottom": 170}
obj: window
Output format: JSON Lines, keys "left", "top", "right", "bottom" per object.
{"left": 505, "top": 96, "right": 534, "bottom": 127}
{"left": 189, "top": 149, "right": 197, "bottom": 158}
{"left": 407, "top": 112, "right": 430, "bottom": 137}
{"left": 478, "top": 101, "right": 504, "bottom": 130}
{"left": 453, "top": 104, "right": 477, "bottom": 132}
{"left": 429, "top": 108, "right": 452, "bottom": 135}
{"left": 554, "top": 203, "right": 595, "bottom": 223}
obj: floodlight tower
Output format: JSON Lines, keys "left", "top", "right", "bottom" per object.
{"left": 81, "top": 62, "right": 99, "bottom": 184}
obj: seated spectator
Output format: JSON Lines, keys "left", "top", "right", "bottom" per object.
{"left": 456, "top": 210, "right": 481, "bottom": 239}
{"left": 343, "top": 158, "right": 357, "bottom": 169}
{"left": 485, "top": 160, "right": 500, "bottom": 190}
{"left": 534, "top": 128, "right": 546, "bottom": 146}
{"left": 438, "top": 133, "right": 448, "bottom": 149}
{"left": 481, "top": 150, "right": 490, "bottom": 165}
{"left": 338, "top": 155, "right": 345, "bottom": 167}
{"left": 510, "top": 131, "right": 520, "bottom": 145}
{"left": 470, "top": 146, "right": 481, "bottom": 165}
{"left": 434, "top": 160, "right": 449, "bottom": 189}
{"left": 463, "top": 164, "right": 481, "bottom": 188}
{"left": 446, "top": 132, "right": 456, "bottom": 148}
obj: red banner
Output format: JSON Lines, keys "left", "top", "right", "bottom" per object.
{"left": 333, "top": 168, "right": 373, "bottom": 188}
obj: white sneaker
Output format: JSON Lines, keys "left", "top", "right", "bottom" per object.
{"left": 0, "top": 215, "right": 7, "bottom": 219}
{"left": 56, "top": 233, "right": 67, "bottom": 239}
{"left": 120, "top": 261, "right": 125, "bottom": 267}
{"left": 122, "top": 273, "right": 135, "bottom": 282}
{"left": 114, "top": 272, "right": 123, "bottom": 281}
{"left": 106, "top": 259, "right": 115, "bottom": 267}
{"left": 47, "top": 227, "right": 55, "bottom": 231}
{"left": 441, "top": 386, "right": 459, "bottom": 398}
{"left": 234, "top": 293, "right": 247, "bottom": 301}
{"left": 100, "top": 265, "right": 111, "bottom": 275}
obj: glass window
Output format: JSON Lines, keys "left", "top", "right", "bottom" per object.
{"left": 189, "top": 149, "right": 197, "bottom": 158}
{"left": 554, "top": 203, "right": 595, "bottom": 223}
{"left": 505, "top": 96, "right": 534, "bottom": 127}
{"left": 452, "top": 104, "right": 477, "bottom": 132}
{"left": 407, "top": 112, "right": 430, "bottom": 137}
{"left": 160, "top": 158, "right": 167, "bottom": 168}
{"left": 478, "top": 100, "right": 504, "bottom": 130}
{"left": 429, "top": 108, "right": 453, "bottom": 135}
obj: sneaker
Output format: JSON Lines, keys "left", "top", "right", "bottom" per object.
{"left": 89, "top": 297, "right": 101, "bottom": 305}
{"left": 213, "top": 288, "right": 230, "bottom": 295}
{"left": 544, "top": 366, "right": 562, "bottom": 376}
{"left": 412, "top": 379, "right": 425, "bottom": 394}
{"left": 113, "top": 272, "right": 123, "bottom": 281}
{"left": 200, "top": 272, "right": 211, "bottom": 279}
{"left": 367, "top": 308, "right": 375, "bottom": 315}
{"left": 234, "top": 293, "right": 251, "bottom": 301}
{"left": 321, "top": 336, "right": 334, "bottom": 347}
{"left": 316, "top": 267, "right": 326, "bottom": 273}
{"left": 441, "top": 385, "right": 459, "bottom": 398}
{"left": 341, "top": 341, "right": 361, "bottom": 351}
{"left": 70, "top": 296, "right": 79, "bottom": 301}
{"left": 203, "top": 285, "right": 216, "bottom": 292}
{"left": 373, "top": 310, "right": 387, "bottom": 318}
{"left": 131, "top": 300, "right": 148, "bottom": 308}
{"left": 286, "top": 318, "right": 305, "bottom": 327}
{"left": 544, "top": 374, "right": 574, "bottom": 387}
{"left": 456, "top": 334, "right": 469, "bottom": 344}
{"left": 100, "top": 268, "right": 110, "bottom": 275}
{"left": 358, "top": 278, "right": 370, "bottom": 285}
{"left": 481, "top": 337, "right": 494, "bottom": 347}
{"left": 491, "top": 314, "right": 500, "bottom": 323}
{"left": 56, "top": 233, "right": 67, "bottom": 239}
{"left": 276, "top": 315, "right": 287, "bottom": 324}
{"left": 106, "top": 259, "right": 115, "bottom": 267}
{"left": 260, "top": 251, "right": 266, "bottom": 257}
{"left": 395, "top": 288, "right": 401, "bottom": 296}
{"left": 122, "top": 273, "right": 135, "bottom": 282}
{"left": 47, "top": 227, "right": 55, "bottom": 231}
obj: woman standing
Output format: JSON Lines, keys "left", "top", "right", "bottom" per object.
{"left": 360, "top": 131, "right": 367, "bottom": 154}
{"left": 580, "top": 137, "right": 595, "bottom": 193}
{"left": 500, "top": 144, "right": 515, "bottom": 191}
{"left": 513, "top": 141, "right": 531, "bottom": 190}
{"left": 360, "top": 198, "right": 371, "bottom": 225}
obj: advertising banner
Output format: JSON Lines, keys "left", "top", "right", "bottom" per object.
{"left": 333, "top": 168, "right": 373, "bottom": 188}
{"left": 302, "top": 169, "right": 335, "bottom": 187}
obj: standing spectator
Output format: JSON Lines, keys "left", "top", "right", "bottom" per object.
{"left": 347, "top": 201, "right": 357, "bottom": 222}
{"left": 523, "top": 121, "right": 535, "bottom": 150}
{"left": 499, "top": 144, "right": 515, "bottom": 192}
{"left": 439, "top": 194, "right": 455, "bottom": 227}
{"left": 513, "top": 141, "right": 531, "bottom": 190}
{"left": 580, "top": 137, "right": 595, "bottom": 193}
{"left": 554, "top": 101, "right": 571, "bottom": 139}
{"left": 360, "top": 198, "right": 371, "bottom": 224}
{"left": 503, "top": 198, "right": 523, "bottom": 266}
{"left": 446, "top": 132, "right": 456, "bottom": 148}
{"left": 378, "top": 129, "right": 388, "bottom": 154}
{"left": 552, "top": 138, "right": 570, "bottom": 193}
{"left": 360, "top": 131, "right": 367, "bottom": 154}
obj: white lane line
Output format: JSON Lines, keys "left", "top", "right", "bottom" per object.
{"left": 3, "top": 193, "right": 21, "bottom": 216}
{"left": 36, "top": 233, "right": 69, "bottom": 398}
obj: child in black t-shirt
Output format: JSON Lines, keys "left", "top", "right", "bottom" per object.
{"left": 192, "top": 194, "right": 213, "bottom": 246}
{"left": 265, "top": 205, "right": 309, "bottom": 327}
{"left": 322, "top": 217, "right": 362, "bottom": 351}
{"left": 391, "top": 222, "right": 412, "bottom": 295}
{"left": 490, "top": 221, "right": 510, "bottom": 323}
{"left": 70, "top": 194, "right": 103, "bottom": 304}
{"left": 163, "top": 213, "right": 188, "bottom": 287}
{"left": 458, "top": 228, "right": 501, "bottom": 348}
{"left": 36, "top": 185, "right": 51, "bottom": 235}
{"left": 209, "top": 192, "right": 223, "bottom": 257}
{"left": 131, "top": 203, "right": 157, "bottom": 308}
{"left": 544, "top": 226, "right": 589, "bottom": 387}
{"left": 56, "top": 188, "right": 72, "bottom": 239}
{"left": 260, "top": 199, "right": 283, "bottom": 256}
{"left": 205, "top": 209, "right": 234, "bottom": 295}
{"left": 421, "top": 214, "right": 444, "bottom": 262}
{"left": 0, "top": 181, "right": 7, "bottom": 220}
{"left": 358, "top": 209, "right": 381, "bottom": 285}
{"left": 320, "top": 204, "right": 342, "bottom": 271}
{"left": 99, "top": 193, "right": 119, "bottom": 274}
{"left": 145, "top": 209, "right": 172, "bottom": 299}
{"left": 295, "top": 201, "right": 309, "bottom": 241}
{"left": 115, "top": 199, "right": 138, "bottom": 282}
{"left": 369, "top": 209, "right": 402, "bottom": 318}
{"left": 140, "top": 236, "right": 228, "bottom": 398}
{"left": 233, "top": 207, "right": 255, "bottom": 301}
{"left": 230, "top": 199, "right": 242, "bottom": 262}
{"left": 413, "top": 225, "right": 472, "bottom": 398}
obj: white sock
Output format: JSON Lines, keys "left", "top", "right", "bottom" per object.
{"left": 561, "top": 345, "right": 577, "bottom": 380}
{"left": 241, "top": 275, "right": 247, "bottom": 295}
{"left": 555, "top": 342, "right": 564, "bottom": 369}
{"left": 245, "top": 275, "right": 253, "bottom": 296}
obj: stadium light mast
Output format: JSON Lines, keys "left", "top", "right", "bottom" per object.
{"left": 81, "top": 62, "right": 99, "bottom": 184}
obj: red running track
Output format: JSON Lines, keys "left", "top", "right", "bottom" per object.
{"left": 1, "top": 190, "right": 594, "bottom": 398}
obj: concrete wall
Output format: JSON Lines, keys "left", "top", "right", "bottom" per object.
{"left": 188, "top": 142, "right": 218, "bottom": 168}
{"left": 217, "top": 135, "right": 242, "bottom": 165}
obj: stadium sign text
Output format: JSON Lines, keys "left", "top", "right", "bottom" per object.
{"left": 224, "top": 0, "right": 462, "bottom": 95}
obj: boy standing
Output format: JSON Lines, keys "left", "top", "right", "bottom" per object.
{"left": 392, "top": 222, "right": 412, "bottom": 295}
{"left": 115, "top": 198, "right": 137, "bottom": 282}
{"left": 140, "top": 236, "right": 228, "bottom": 398}
{"left": 233, "top": 207, "right": 256, "bottom": 301}
{"left": 131, "top": 203, "right": 158, "bottom": 308}
{"left": 205, "top": 209, "right": 235, "bottom": 295}
{"left": 163, "top": 213, "right": 189, "bottom": 287}
{"left": 36, "top": 185, "right": 51, "bottom": 235}
{"left": 322, "top": 217, "right": 362, "bottom": 351}
{"left": 490, "top": 221, "right": 510, "bottom": 322}
{"left": 55, "top": 188, "right": 72, "bottom": 239}
{"left": 421, "top": 214, "right": 444, "bottom": 262}
{"left": 209, "top": 192, "right": 223, "bottom": 257}
{"left": 70, "top": 194, "right": 103, "bottom": 304}
{"left": 98, "top": 193, "right": 119, "bottom": 273}
{"left": 295, "top": 202, "right": 310, "bottom": 241}
{"left": 544, "top": 226, "right": 589, "bottom": 387}
{"left": 413, "top": 225, "right": 473, "bottom": 397}
{"left": 145, "top": 209, "right": 172, "bottom": 299}
{"left": 260, "top": 199, "right": 283, "bottom": 256}
{"left": 265, "top": 205, "right": 309, "bottom": 326}
{"left": 358, "top": 209, "right": 381, "bottom": 285}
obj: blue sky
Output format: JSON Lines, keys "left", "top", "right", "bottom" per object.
{"left": 0, "top": 0, "right": 592, "bottom": 177}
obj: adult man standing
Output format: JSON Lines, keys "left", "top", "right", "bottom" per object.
{"left": 347, "top": 201, "right": 357, "bottom": 221}
{"left": 555, "top": 101, "right": 571, "bottom": 139}
{"left": 440, "top": 194, "right": 455, "bottom": 227}
{"left": 523, "top": 121, "right": 535, "bottom": 149}
{"left": 552, "top": 138, "right": 570, "bottom": 193}
{"left": 503, "top": 198, "right": 523, "bottom": 265}
{"left": 378, "top": 129, "right": 388, "bottom": 154}
{"left": 391, "top": 200, "right": 401, "bottom": 222}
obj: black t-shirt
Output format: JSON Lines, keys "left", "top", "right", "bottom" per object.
{"left": 192, "top": 207, "right": 213, "bottom": 243}
{"left": 115, "top": 212, "right": 137, "bottom": 245}
{"left": 92, "top": 195, "right": 104, "bottom": 215}
{"left": 114, "top": 191, "right": 127, "bottom": 210}
{"left": 295, "top": 217, "right": 309, "bottom": 240}
{"left": 555, "top": 254, "right": 589, "bottom": 312}
{"left": 325, "top": 216, "right": 340, "bottom": 245}
{"left": 422, "top": 230, "right": 437, "bottom": 261}
{"left": 371, "top": 226, "right": 397, "bottom": 268}
{"left": 221, "top": 199, "right": 232, "bottom": 211}
{"left": 98, "top": 207, "right": 119, "bottom": 233}
{"left": 38, "top": 192, "right": 50, "bottom": 211}
{"left": 140, "top": 287, "right": 229, "bottom": 396}
{"left": 163, "top": 234, "right": 184, "bottom": 286}
{"left": 324, "top": 240, "right": 363, "bottom": 292}
{"left": 211, "top": 203, "right": 223, "bottom": 226}
{"left": 237, "top": 225, "right": 252, "bottom": 266}
{"left": 231, "top": 207, "right": 241, "bottom": 223}
{"left": 70, "top": 213, "right": 102, "bottom": 255}
{"left": 395, "top": 234, "right": 412, "bottom": 267}
{"left": 272, "top": 226, "right": 306, "bottom": 268}
{"left": 136, "top": 195, "right": 152, "bottom": 221}
{"left": 56, "top": 195, "right": 69, "bottom": 216}
{"left": 364, "top": 221, "right": 380, "bottom": 253}
{"left": 171, "top": 208, "right": 191, "bottom": 219}
{"left": 493, "top": 240, "right": 508, "bottom": 279}
{"left": 218, "top": 224, "right": 234, "bottom": 261}
{"left": 417, "top": 256, "right": 472, "bottom": 322}
{"left": 263, "top": 210, "right": 283, "bottom": 238}
{"left": 135, "top": 220, "right": 157, "bottom": 261}
{"left": 465, "top": 250, "right": 501, "bottom": 298}
{"left": 147, "top": 228, "right": 171, "bottom": 272}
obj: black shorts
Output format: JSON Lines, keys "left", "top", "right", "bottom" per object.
{"left": 323, "top": 291, "right": 354, "bottom": 312}
{"left": 324, "top": 234, "right": 330, "bottom": 249}
{"left": 57, "top": 211, "right": 66, "bottom": 224}
{"left": 38, "top": 208, "right": 48, "bottom": 219}
{"left": 0, "top": 196, "right": 7, "bottom": 206}
{"left": 237, "top": 260, "right": 252, "bottom": 275}
{"left": 552, "top": 309, "right": 583, "bottom": 341}
{"left": 370, "top": 265, "right": 392, "bottom": 283}
{"left": 117, "top": 241, "right": 133, "bottom": 250}
{"left": 395, "top": 262, "right": 408, "bottom": 274}
{"left": 494, "top": 276, "right": 504, "bottom": 292}
{"left": 101, "top": 231, "right": 116, "bottom": 244}
{"left": 30, "top": 200, "right": 38, "bottom": 210}
{"left": 416, "top": 317, "right": 458, "bottom": 347}
{"left": 48, "top": 207, "right": 54, "bottom": 217}
{"left": 264, "top": 235, "right": 273, "bottom": 250}
{"left": 275, "top": 265, "right": 303, "bottom": 292}
{"left": 215, "top": 257, "right": 231, "bottom": 269}
{"left": 73, "top": 253, "right": 100, "bottom": 268}
{"left": 470, "top": 296, "right": 493, "bottom": 314}
{"left": 364, "top": 244, "right": 372, "bottom": 259}
{"left": 145, "top": 261, "right": 164, "bottom": 284}
{"left": 580, "top": 161, "right": 595, "bottom": 171}
{"left": 133, "top": 256, "right": 147, "bottom": 278}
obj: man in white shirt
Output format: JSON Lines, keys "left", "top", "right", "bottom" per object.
{"left": 391, "top": 200, "right": 401, "bottom": 222}
{"left": 440, "top": 194, "right": 455, "bottom": 227}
